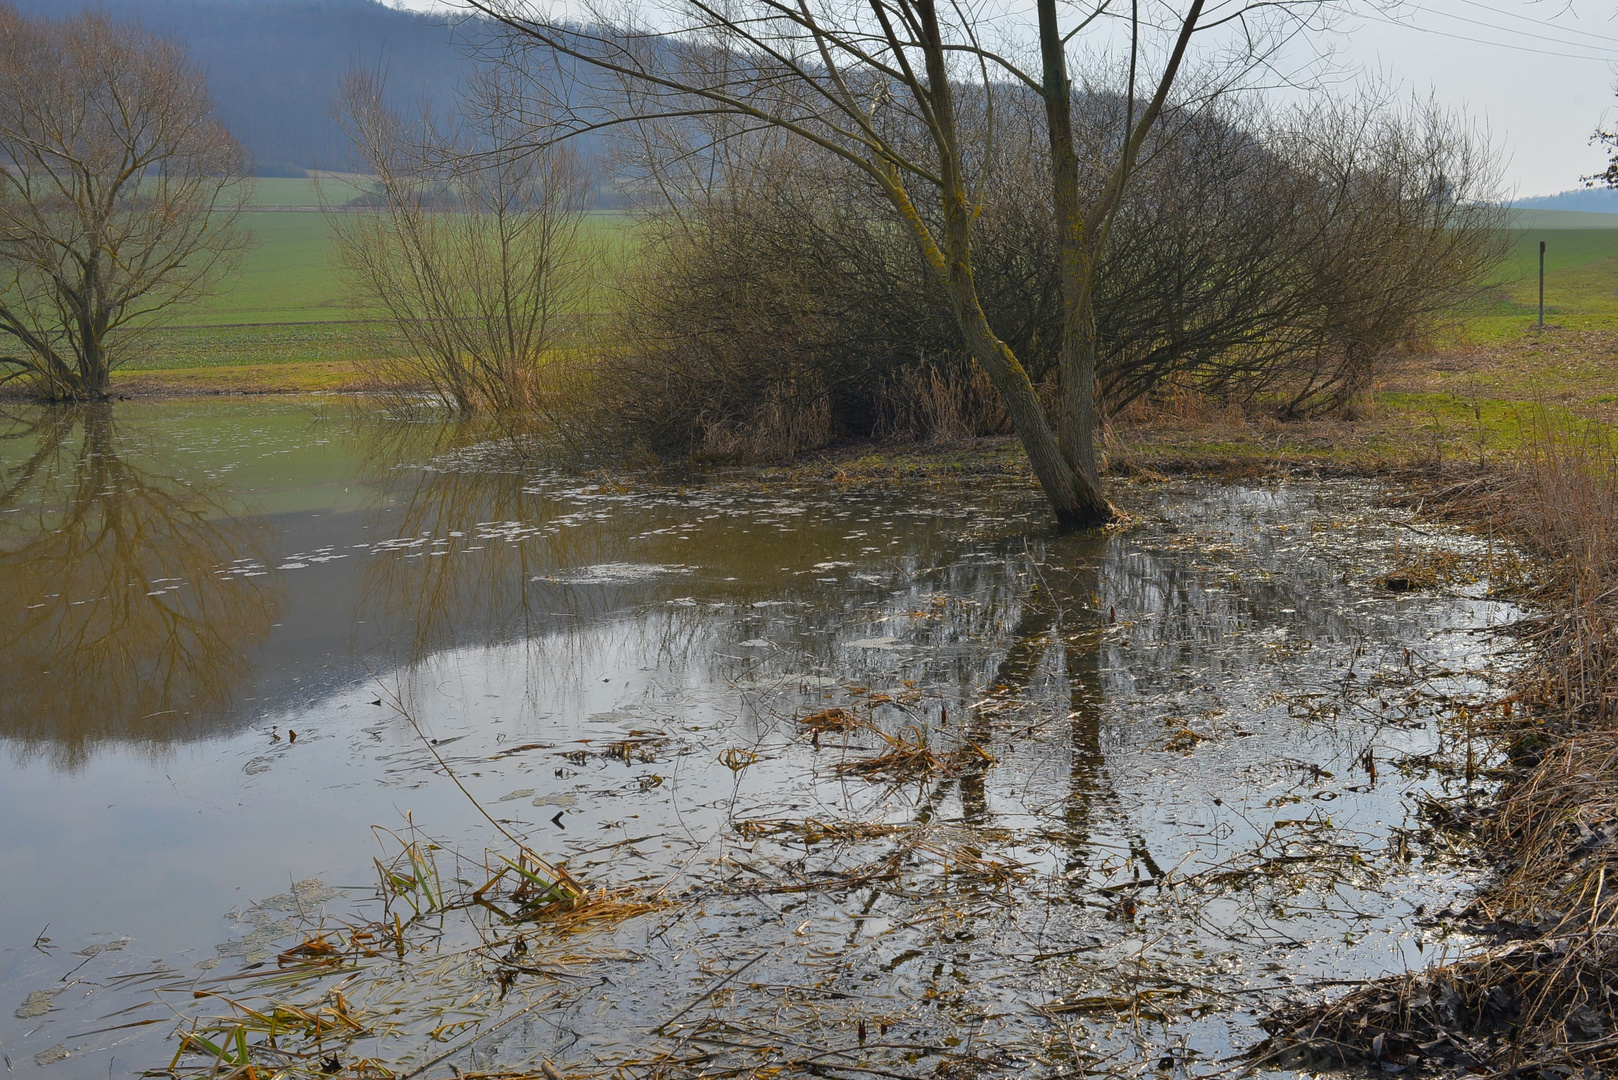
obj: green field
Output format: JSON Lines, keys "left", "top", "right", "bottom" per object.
{"left": 178, "top": 178, "right": 631, "bottom": 327}
{"left": 117, "top": 182, "right": 1618, "bottom": 388}
{"left": 129, "top": 322, "right": 386, "bottom": 370}
{"left": 186, "top": 211, "right": 362, "bottom": 326}
{"left": 1506, "top": 208, "right": 1618, "bottom": 230}
{"left": 121, "top": 177, "right": 634, "bottom": 381}
{"left": 245, "top": 175, "right": 370, "bottom": 208}
{"left": 1467, "top": 217, "right": 1618, "bottom": 338}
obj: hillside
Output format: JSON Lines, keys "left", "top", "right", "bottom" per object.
{"left": 13, "top": 0, "right": 471, "bottom": 175}
{"left": 1512, "top": 187, "right": 1618, "bottom": 213}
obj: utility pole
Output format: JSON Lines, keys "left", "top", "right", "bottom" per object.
{"left": 1538, "top": 240, "right": 1546, "bottom": 329}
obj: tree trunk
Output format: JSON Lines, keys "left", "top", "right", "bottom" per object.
{"left": 910, "top": 0, "right": 1111, "bottom": 528}
{"left": 1059, "top": 317, "right": 1105, "bottom": 498}
{"left": 77, "top": 260, "right": 110, "bottom": 400}
{"left": 82, "top": 330, "right": 109, "bottom": 399}
{"left": 950, "top": 291, "right": 1095, "bottom": 527}
{"left": 1037, "top": 0, "right": 1111, "bottom": 524}
{"left": 886, "top": 162, "right": 1102, "bottom": 526}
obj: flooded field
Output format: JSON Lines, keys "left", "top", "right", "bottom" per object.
{"left": 0, "top": 400, "right": 1522, "bottom": 1078}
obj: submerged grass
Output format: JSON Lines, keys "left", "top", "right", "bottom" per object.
{"left": 159, "top": 695, "right": 664, "bottom": 1080}
{"left": 833, "top": 723, "right": 994, "bottom": 780}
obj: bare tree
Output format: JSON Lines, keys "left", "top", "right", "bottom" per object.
{"left": 0, "top": 5, "right": 250, "bottom": 401}
{"left": 468, "top": 0, "right": 1331, "bottom": 525}
{"left": 330, "top": 69, "right": 594, "bottom": 415}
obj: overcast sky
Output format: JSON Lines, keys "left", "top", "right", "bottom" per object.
{"left": 1331, "top": 0, "right": 1617, "bottom": 196}
{"left": 391, "top": 0, "right": 1617, "bottom": 197}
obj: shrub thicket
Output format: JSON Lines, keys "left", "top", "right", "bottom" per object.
{"left": 595, "top": 89, "right": 1504, "bottom": 459}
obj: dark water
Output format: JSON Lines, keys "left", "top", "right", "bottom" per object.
{"left": 0, "top": 401, "right": 1519, "bottom": 1077}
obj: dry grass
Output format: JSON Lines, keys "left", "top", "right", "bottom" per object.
{"left": 795, "top": 707, "right": 862, "bottom": 734}
{"left": 876, "top": 360, "right": 1009, "bottom": 443}
{"left": 732, "top": 817, "right": 910, "bottom": 843}
{"left": 833, "top": 724, "right": 993, "bottom": 780}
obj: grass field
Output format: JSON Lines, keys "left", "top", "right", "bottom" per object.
{"left": 128, "top": 322, "right": 386, "bottom": 370}
{"left": 1465, "top": 222, "right": 1618, "bottom": 339}
{"left": 184, "top": 212, "right": 363, "bottom": 326}
{"left": 245, "top": 175, "right": 370, "bottom": 208}
{"left": 175, "top": 178, "right": 634, "bottom": 327}
{"left": 192, "top": 187, "right": 1618, "bottom": 334}
{"left": 117, "top": 179, "right": 634, "bottom": 386}
{"left": 111, "top": 184, "right": 1618, "bottom": 405}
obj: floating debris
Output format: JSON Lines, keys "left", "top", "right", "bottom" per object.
{"left": 0, "top": 415, "right": 1530, "bottom": 1079}
{"left": 835, "top": 724, "right": 993, "bottom": 779}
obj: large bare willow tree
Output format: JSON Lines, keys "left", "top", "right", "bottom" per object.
{"left": 0, "top": 5, "right": 250, "bottom": 401}
{"left": 468, "top": 0, "right": 1333, "bottom": 525}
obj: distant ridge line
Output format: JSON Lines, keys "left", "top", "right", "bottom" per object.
{"left": 1512, "top": 189, "right": 1618, "bottom": 213}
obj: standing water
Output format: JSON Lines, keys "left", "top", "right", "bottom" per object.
{"left": 0, "top": 401, "right": 1518, "bottom": 1078}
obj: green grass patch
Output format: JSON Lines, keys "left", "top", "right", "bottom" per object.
{"left": 122, "top": 322, "right": 386, "bottom": 370}
{"left": 1369, "top": 392, "right": 1618, "bottom": 463}
{"left": 245, "top": 176, "right": 370, "bottom": 207}
{"left": 110, "top": 361, "right": 366, "bottom": 396}
{"left": 1375, "top": 392, "right": 1543, "bottom": 450}
{"left": 1464, "top": 228, "right": 1618, "bottom": 338}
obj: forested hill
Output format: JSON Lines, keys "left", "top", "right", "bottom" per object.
{"left": 13, "top": 0, "right": 471, "bottom": 175}
{"left": 1513, "top": 188, "right": 1618, "bottom": 213}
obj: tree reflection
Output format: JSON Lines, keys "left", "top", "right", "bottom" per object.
{"left": 353, "top": 419, "right": 794, "bottom": 675}
{"left": 952, "top": 541, "right": 1120, "bottom": 881}
{"left": 0, "top": 405, "right": 277, "bottom": 765}
{"left": 353, "top": 420, "right": 599, "bottom": 669}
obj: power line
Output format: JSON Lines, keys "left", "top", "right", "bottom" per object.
{"left": 1368, "top": 5, "right": 1617, "bottom": 61}
{"left": 1448, "top": 0, "right": 1618, "bottom": 48}
{"left": 1422, "top": 4, "right": 1618, "bottom": 52}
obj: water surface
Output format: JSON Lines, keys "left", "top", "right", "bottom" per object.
{"left": 0, "top": 401, "right": 1519, "bottom": 1077}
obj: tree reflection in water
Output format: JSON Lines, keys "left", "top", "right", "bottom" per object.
{"left": 0, "top": 405, "right": 278, "bottom": 765}
{"left": 353, "top": 419, "right": 594, "bottom": 670}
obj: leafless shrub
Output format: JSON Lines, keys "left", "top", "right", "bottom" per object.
{"left": 1249, "top": 94, "right": 1509, "bottom": 415}
{"left": 1084, "top": 89, "right": 1505, "bottom": 416}
{"left": 0, "top": 4, "right": 250, "bottom": 401}
{"left": 331, "top": 68, "right": 594, "bottom": 416}
{"left": 588, "top": 118, "right": 920, "bottom": 459}
{"left": 593, "top": 87, "right": 1503, "bottom": 458}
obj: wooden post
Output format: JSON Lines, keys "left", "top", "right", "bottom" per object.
{"left": 1539, "top": 239, "right": 1546, "bottom": 329}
